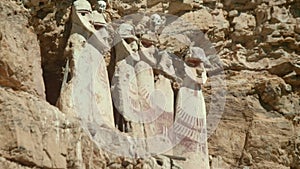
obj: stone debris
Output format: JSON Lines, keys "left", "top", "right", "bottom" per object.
{"left": 147, "top": 0, "right": 167, "bottom": 8}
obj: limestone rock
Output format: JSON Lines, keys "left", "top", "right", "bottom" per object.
{"left": 1, "top": 0, "right": 300, "bottom": 168}
{"left": 181, "top": 9, "right": 214, "bottom": 31}
{"left": 231, "top": 13, "right": 256, "bottom": 43}
{"left": 146, "top": 0, "right": 168, "bottom": 8}
{"left": 284, "top": 72, "right": 300, "bottom": 88}
{"left": 179, "top": 8, "right": 229, "bottom": 42}
{"left": 255, "top": 3, "right": 271, "bottom": 25}
{"left": 168, "top": 0, "right": 194, "bottom": 15}
{"left": 0, "top": 1, "right": 45, "bottom": 98}
{"left": 295, "top": 18, "right": 300, "bottom": 34}
{"left": 236, "top": 13, "right": 256, "bottom": 28}
{"left": 113, "top": 2, "right": 139, "bottom": 16}
{"left": 22, "top": 0, "right": 50, "bottom": 8}
{"left": 228, "top": 10, "right": 238, "bottom": 18}
{"left": 255, "top": 78, "right": 299, "bottom": 116}
{"left": 223, "top": 0, "right": 259, "bottom": 10}
{"left": 0, "top": 157, "right": 32, "bottom": 169}
{"left": 246, "top": 118, "right": 294, "bottom": 169}
{"left": 0, "top": 87, "right": 68, "bottom": 168}
{"left": 0, "top": 86, "right": 118, "bottom": 169}
{"left": 271, "top": 6, "right": 290, "bottom": 23}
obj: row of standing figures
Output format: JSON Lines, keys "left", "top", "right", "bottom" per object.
{"left": 57, "top": 0, "right": 211, "bottom": 168}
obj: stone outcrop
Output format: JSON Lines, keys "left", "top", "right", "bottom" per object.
{"left": 0, "top": 0, "right": 45, "bottom": 98}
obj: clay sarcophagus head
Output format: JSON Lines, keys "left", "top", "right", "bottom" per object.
{"left": 71, "top": 0, "right": 94, "bottom": 36}
{"left": 74, "top": 0, "right": 92, "bottom": 13}
{"left": 114, "top": 23, "right": 140, "bottom": 62}
{"left": 156, "top": 51, "right": 178, "bottom": 80}
{"left": 138, "top": 33, "right": 159, "bottom": 67}
{"left": 117, "top": 23, "right": 138, "bottom": 41}
{"left": 87, "top": 11, "right": 111, "bottom": 54}
{"left": 185, "top": 47, "right": 209, "bottom": 84}
{"left": 91, "top": 10, "right": 107, "bottom": 29}
{"left": 185, "top": 47, "right": 207, "bottom": 67}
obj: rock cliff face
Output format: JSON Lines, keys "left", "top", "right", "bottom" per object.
{"left": 0, "top": 0, "right": 299, "bottom": 169}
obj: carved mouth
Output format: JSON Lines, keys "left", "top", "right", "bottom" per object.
{"left": 185, "top": 58, "right": 201, "bottom": 67}
{"left": 124, "top": 38, "right": 136, "bottom": 44}
{"left": 141, "top": 40, "right": 153, "bottom": 48}
{"left": 94, "top": 23, "right": 105, "bottom": 30}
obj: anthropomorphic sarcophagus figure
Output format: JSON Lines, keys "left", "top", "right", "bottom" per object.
{"left": 58, "top": 0, "right": 115, "bottom": 131}
{"left": 111, "top": 23, "right": 144, "bottom": 135}
{"left": 173, "top": 46, "right": 210, "bottom": 169}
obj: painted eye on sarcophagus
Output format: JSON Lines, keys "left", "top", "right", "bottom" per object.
{"left": 78, "top": 10, "right": 91, "bottom": 16}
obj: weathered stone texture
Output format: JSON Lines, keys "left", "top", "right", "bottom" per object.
{"left": 0, "top": 0, "right": 45, "bottom": 98}
{"left": 0, "top": 0, "right": 299, "bottom": 168}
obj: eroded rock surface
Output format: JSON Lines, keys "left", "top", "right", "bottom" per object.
{"left": 0, "top": 0, "right": 45, "bottom": 98}
{"left": 0, "top": 0, "right": 300, "bottom": 169}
